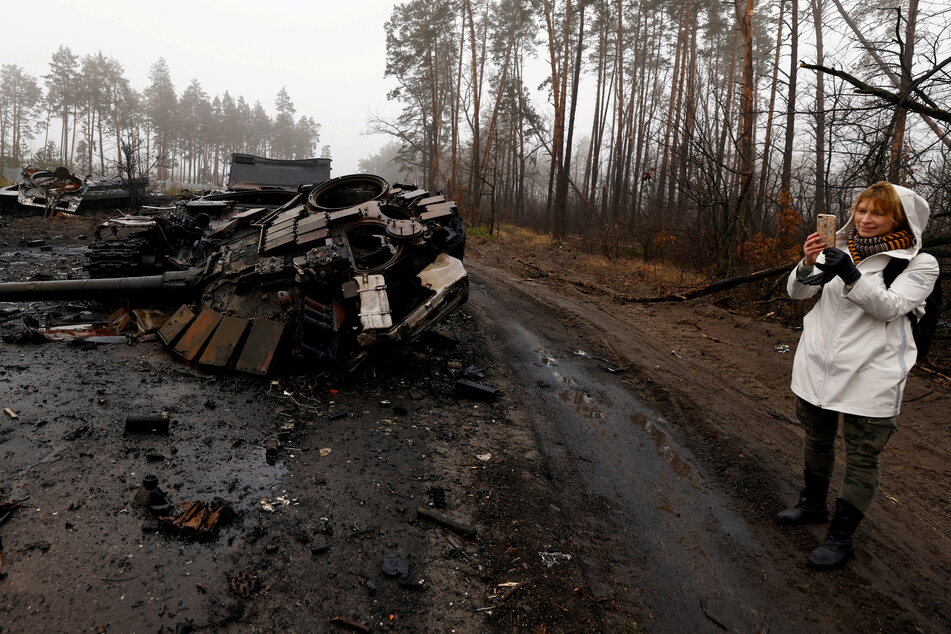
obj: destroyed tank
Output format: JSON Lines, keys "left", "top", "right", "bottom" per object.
{"left": 0, "top": 174, "right": 468, "bottom": 375}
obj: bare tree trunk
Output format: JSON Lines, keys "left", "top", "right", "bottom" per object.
{"left": 465, "top": 0, "right": 482, "bottom": 204}
{"left": 541, "top": 0, "right": 567, "bottom": 239}
{"left": 98, "top": 108, "right": 106, "bottom": 174}
{"left": 656, "top": 2, "right": 690, "bottom": 210}
{"left": 428, "top": 44, "right": 442, "bottom": 191}
{"left": 449, "top": 5, "right": 465, "bottom": 198}
{"left": 758, "top": 0, "right": 785, "bottom": 212}
{"left": 734, "top": 0, "right": 756, "bottom": 245}
{"left": 889, "top": 0, "right": 918, "bottom": 182}
{"left": 780, "top": 0, "right": 798, "bottom": 198}
{"left": 558, "top": 1, "right": 586, "bottom": 238}
{"left": 810, "top": 0, "right": 827, "bottom": 214}
{"left": 583, "top": 14, "right": 608, "bottom": 203}
{"left": 677, "top": 15, "right": 699, "bottom": 213}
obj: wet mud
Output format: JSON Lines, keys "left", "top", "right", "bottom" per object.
{"left": 0, "top": 216, "right": 947, "bottom": 633}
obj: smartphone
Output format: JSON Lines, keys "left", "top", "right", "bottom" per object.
{"left": 817, "top": 214, "right": 838, "bottom": 248}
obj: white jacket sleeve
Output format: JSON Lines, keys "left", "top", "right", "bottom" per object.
{"left": 843, "top": 253, "right": 939, "bottom": 321}
{"left": 787, "top": 260, "right": 821, "bottom": 300}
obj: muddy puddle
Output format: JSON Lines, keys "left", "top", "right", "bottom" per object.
{"left": 470, "top": 276, "right": 778, "bottom": 632}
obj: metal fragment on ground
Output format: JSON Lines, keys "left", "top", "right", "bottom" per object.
{"left": 25, "top": 321, "right": 121, "bottom": 342}
{"left": 124, "top": 413, "right": 170, "bottom": 434}
{"left": 453, "top": 378, "right": 503, "bottom": 402}
{"left": 160, "top": 501, "right": 225, "bottom": 535}
{"left": 131, "top": 309, "right": 168, "bottom": 334}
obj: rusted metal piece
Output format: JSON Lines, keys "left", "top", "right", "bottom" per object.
{"left": 132, "top": 309, "right": 168, "bottom": 334}
{"left": 198, "top": 316, "right": 251, "bottom": 369}
{"left": 161, "top": 500, "right": 224, "bottom": 535}
{"left": 26, "top": 322, "right": 121, "bottom": 342}
{"left": 173, "top": 309, "right": 223, "bottom": 361}
{"left": 234, "top": 319, "right": 285, "bottom": 375}
{"left": 158, "top": 305, "right": 196, "bottom": 346}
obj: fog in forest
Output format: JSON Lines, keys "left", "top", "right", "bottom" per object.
{"left": 2, "top": 0, "right": 950, "bottom": 273}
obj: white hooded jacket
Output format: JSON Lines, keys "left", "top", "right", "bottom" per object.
{"left": 787, "top": 185, "right": 939, "bottom": 417}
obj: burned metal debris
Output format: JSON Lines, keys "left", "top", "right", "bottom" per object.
{"left": 0, "top": 173, "right": 468, "bottom": 376}
{"left": 133, "top": 475, "right": 225, "bottom": 537}
{"left": 3, "top": 166, "right": 148, "bottom": 215}
{"left": 453, "top": 378, "right": 502, "bottom": 402}
{"left": 124, "top": 413, "right": 171, "bottom": 435}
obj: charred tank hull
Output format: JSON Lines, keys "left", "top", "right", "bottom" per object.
{"left": 0, "top": 174, "right": 468, "bottom": 375}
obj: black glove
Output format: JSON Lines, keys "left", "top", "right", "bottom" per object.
{"left": 814, "top": 248, "right": 861, "bottom": 284}
{"left": 801, "top": 268, "right": 836, "bottom": 286}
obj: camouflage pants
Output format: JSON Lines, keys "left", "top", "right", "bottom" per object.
{"left": 796, "top": 398, "right": 896, "bottom": 513}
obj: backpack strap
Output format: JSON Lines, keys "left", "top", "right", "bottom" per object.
{"left": 882, "top": 256, "right": 910, "bottom": 289}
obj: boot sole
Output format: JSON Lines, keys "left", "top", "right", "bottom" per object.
{"left": 807, "top": 550, "right": 854, "bottom": 570}
{"left": 775, "top": 514, "right": 829, "bottom": 526}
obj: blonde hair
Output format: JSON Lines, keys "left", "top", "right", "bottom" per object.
{"left": 852, "top": 181, "right": 907, "bottom": 228}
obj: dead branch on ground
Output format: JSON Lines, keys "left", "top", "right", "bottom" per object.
{"left": 515, "top": 259, "right": 798, "bottom": 303}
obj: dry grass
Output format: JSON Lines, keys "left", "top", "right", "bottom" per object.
{"left": 471, "top": 223, "right": 707, "bottom": 293}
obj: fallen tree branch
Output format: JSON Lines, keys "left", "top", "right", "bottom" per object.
{"left": 515, "top": 258, "right": 799, "bottom": 303}
{"left": 629, "top": 262, "right": 798, "bottom": 302}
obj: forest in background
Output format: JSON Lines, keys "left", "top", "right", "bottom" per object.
{"left": 0, "top": 49, "right": 323, "bottom": 187}
{"left": 370, "top": 0, "right": 951, "bottom": 273}
{"left": 3, "top": 1, "right": 951, "bottom": 274}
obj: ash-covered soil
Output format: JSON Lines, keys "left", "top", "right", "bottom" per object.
{"left": 0, "top": 213, "right": 948, "bottom": 633}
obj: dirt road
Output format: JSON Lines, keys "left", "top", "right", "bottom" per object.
{"left": 0, "top": 216, "right": 948, "bottom": 632}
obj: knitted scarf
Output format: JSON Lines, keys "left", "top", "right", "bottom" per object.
{"left": 847, "top": 226, "right": 914, "bottom": 263}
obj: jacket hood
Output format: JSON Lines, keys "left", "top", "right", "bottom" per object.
{"left": 835, "top": 183, "right": 930, "bottom": 260}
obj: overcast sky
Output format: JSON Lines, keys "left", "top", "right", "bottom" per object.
{"left": 1, "top": 0, "right": 407, "bottom": 175}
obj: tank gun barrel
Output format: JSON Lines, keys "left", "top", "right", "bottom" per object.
{"left": 0, "top": 269, "right": 204, "bottom": 302}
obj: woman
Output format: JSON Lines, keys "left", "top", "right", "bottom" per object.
{"left": 780, "top": 181, "right": 939, "bottom": 570}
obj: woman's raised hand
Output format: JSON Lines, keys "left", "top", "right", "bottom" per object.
{"left": 802, "top": 232, "right": 826, "bottom": 267}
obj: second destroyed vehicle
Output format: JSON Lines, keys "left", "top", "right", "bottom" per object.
{"left": 0, "top": 174, "right": 468, "bottom": 375}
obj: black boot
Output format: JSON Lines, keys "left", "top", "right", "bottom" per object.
{"left": 776, "top": 470, "right": 829, "bottom": 525}
{"left": 808, "top": 498, "right": 864, "bottom": 570}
